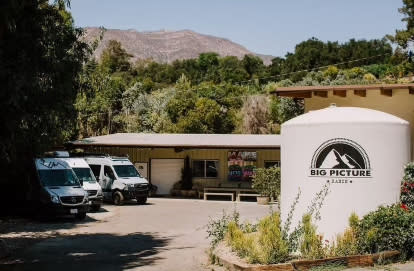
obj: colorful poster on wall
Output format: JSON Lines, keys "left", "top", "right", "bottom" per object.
{"left": 227, "top": 151, "right": 257, "bottom": 181}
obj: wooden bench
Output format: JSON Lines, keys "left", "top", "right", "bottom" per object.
{"left": 204, "top": 192, "right": 234, "bottom": 201}
{"left": 236, "top": 193, "right": 260, "bottom": 202}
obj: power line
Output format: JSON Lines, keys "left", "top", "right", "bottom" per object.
{"left": 77, "top": 52, "right": 391, "bottom": 109}
{"left": 236, "top": 53, "right": 391, "bottom": 84}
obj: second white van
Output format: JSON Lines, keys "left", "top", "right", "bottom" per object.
{"left": 85, "top": 156, "right": 149, "bottom": 205}
{"left": 58, "top": 158, "right": 103, "bottom": 211}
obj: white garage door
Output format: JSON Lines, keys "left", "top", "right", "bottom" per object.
{"left": 151, "top": 159, "right": 184, "bottom": 195}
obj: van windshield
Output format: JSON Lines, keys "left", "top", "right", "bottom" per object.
{"left": 113, "top": 165, "right": 141, "bottom": 178}
{"left": 38, "top": 169, "right": 80, "bottom": 187}
{"left": 72, "top": 168, "right": 97, "bottom": 183}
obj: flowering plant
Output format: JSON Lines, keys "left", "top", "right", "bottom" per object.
{"left": 401, "top": 162, "right": 414, "bottom": 210}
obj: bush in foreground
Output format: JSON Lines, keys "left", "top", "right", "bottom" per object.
{"left": 357, "top": 204, "right": 414, "bottom": 259}
{"left": 401, "top": 162, "right": 414, "bottom": 210}
{"left": 226, "top": 213, "right": 289, "bottom": 264}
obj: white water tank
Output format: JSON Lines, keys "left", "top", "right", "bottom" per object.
{"left": 281, "top": 106, "right": 411, "bottom": 240}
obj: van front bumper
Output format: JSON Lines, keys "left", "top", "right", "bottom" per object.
{"left": 121, "top": 188, "right": 149, "bottom": 200}
{"left": 43, "top": 203, "right": 89, "bottom": 216}
{"left": 88, "top": 196, "right": 103, "bottom": 206}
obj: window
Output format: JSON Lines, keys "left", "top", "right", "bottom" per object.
{"left": 104, "top": 166, "right": 116, "bottom": 180}
{"left": 192, "top": 160, "right": 219, "bottom": 178}
{"left": 38, "top": 169, "right": 80, "bottom": 187}
{"left": 89, "top": 164, "right": 101, "bottom": 180}
{"left": 72, "top": 167, "right": 97, "bottom": 183}
{"left": 264, "top": 161, "right": 281, "bottom": 168}
{"left": 113, "top": 165, "right": 141, "bottom": 178}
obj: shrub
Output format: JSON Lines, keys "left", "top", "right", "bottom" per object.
{"left": 357, "top": 204, "right": 414, "bottom": 259}
{"left": 323, "top": 66, "right": 339, "bottom": 80}
{"left": 226, "top": 213, "right": 290, "bottom": 264}
{"left": 300, "top": 214, "right": 327, "bottom": 260}
{"left": 330, "top": 213, "right": 359, "bottom": 257}
{"left": 252, "top": 166, "right": 281, "bottom": 198}
{"left": 227, "top": 221, "right": 260, "bottom": 262}
{"left": 207, "top": 209, "right": 240, "bottom": 247}
{"left": 401, "top": 162, "right": 414, "bottom": 210}
{"left": 284, "top": 184, "right": 329, "bottom": 254}
{"left": 347, "top": 67, "right": 366, "bottom": 79}
{"left": 257, "top": 213, "right": 289, "bottom": 264}
{"left": 362, "top": 73, "right": 376, "bottom": 82}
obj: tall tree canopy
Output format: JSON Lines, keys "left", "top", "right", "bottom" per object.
{"left": 388, "top": 0, "right": 414, "bottom": 48}
{"left": 0, "top": 0, "right": 88, "bottom": 200}
{"left": 268, "top": 38, "right": 393, "bottom": 81}
{"left": 100, "top": 40, "right": 133, "bottom": 73}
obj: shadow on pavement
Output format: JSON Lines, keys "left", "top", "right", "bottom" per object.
{"left": 0, "top": 215, "right": 98, "bottom": 235}
{"left": 1, "top": 232, "right": 172, "bottom": 271}
{"left": 89, "top": 207, "right": 110, "bottom": 213}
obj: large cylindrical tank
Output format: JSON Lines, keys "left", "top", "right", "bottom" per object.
{"left": 281, "top": 105, "right": 411, "bottom": 240}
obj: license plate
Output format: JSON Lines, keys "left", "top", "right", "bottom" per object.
{"left": 70, "top": 209, "right": 78, "bottom": 214}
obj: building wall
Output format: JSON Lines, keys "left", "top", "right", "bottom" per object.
{"left": 84, "top": 146, "right": 280, "bottom": 188}
{"left": 304, "top": 88, "right": 414, "bottom": 157}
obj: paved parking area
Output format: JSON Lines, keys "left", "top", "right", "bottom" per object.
{"left": 0, "top": 198, "right": 271, "bottom": 271}
{"left": 2, "top": 198, "right": 413, "bottom": 271}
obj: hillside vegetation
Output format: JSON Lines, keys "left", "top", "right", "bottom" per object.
{"left": 75, "top": 36, "right": 411, "bottom": 138}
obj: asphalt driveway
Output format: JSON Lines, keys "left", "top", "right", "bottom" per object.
{"left": 1, "top": 198, "right": 271, "bottom": 271}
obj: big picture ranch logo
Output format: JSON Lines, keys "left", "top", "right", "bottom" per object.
{"left": 310, "top": 138, "right": 371, "bottom": 179}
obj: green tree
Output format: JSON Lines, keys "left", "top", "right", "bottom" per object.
{"left": 0, "top": 0, "right": 88, "bottom": 201}
{"left": 388, "top": 0, "right": 414, "bottom": 48}
{"left": 198, "top": 52, "right": 219, "bottom": 71}
{"left": 198, "top": 52, "right": 220, "bottom": 82}
{"left": 100, "top": 40, "right": 132, "bottom": 73}
{"left": 242, "top": 54, "right": 265, "bottom": 79}
{"left": 218, "top": 56, "right": 249, "bottom": 83}
{"left": 270, "top": 97, "right": 304, "bottom": 124}
{"left": 76, "top": 60, "right": 126, "bottom": 137}
{"left": 268, "top": 38, "right": 392, "bottom": 81}
{"left": 174, "top": 98, "right": 235, "bottom": 134}
{"left": 269, "top": 57, "right": 286, "bottom": 79}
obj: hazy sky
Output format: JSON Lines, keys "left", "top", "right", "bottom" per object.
{"left": 70, "top": 0, "right": 406, "bottom": 57}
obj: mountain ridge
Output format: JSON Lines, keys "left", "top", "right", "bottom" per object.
{"left": 82, "top": 27, "right": 274, "bottom": 65}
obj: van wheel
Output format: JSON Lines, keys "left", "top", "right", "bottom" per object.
{"left": 76, "top": 212, "right": 87, "bottom": 220}
{"left": 113, "top": 191, "right": 124, "bottom": 205}
{"left": 136, "top": 197, "right": 147, "bottom": 205}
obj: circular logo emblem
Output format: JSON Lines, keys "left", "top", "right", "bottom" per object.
{"left": 310, "top": 138, "right": 371, "bottom": 179}
{"left": 312, "top": 138, "right": 370, "bottom": 169}
{"left": 71, "top": 197, "right": 77, "bottom": 203}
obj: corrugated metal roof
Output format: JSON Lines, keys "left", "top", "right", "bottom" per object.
{"left": 70, "top": 133, "right": 281, "bottom": 149}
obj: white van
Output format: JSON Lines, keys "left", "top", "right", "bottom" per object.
{"left": 85, "top": 156, "right": 149, "bottom": 205}
{"left": 58, "top": 158, "right": 103, "bottom": 212}
{"left": 35, "top": 158, "right": 89, "bottom": 219}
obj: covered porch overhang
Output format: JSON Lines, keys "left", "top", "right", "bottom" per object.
{"left": 271, "top": 83, "right": 414, "bottom": 98}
